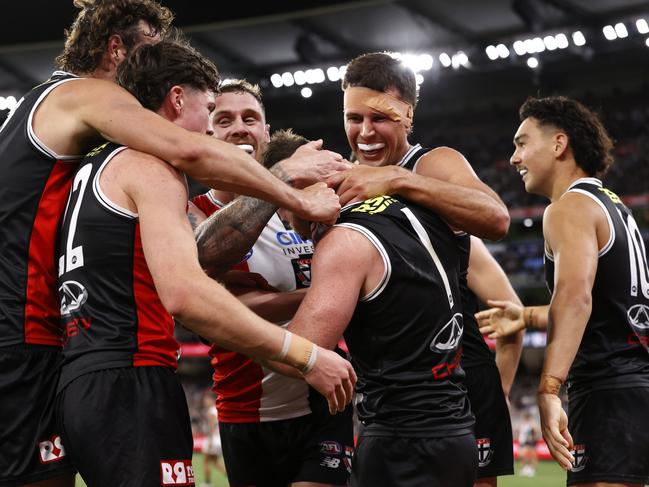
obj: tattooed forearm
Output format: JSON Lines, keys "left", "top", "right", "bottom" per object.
{"left": 195, "top": 196, "right": 277, "bottom": 278}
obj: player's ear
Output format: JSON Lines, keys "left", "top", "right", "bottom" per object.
{"left": 554, "top": 132, "right": 569, "bottom": 158}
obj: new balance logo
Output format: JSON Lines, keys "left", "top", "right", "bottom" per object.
{"left": 160, "top": 460, "right": 194, "bottom": 485}
{"left": 320, "top": 457, "right": 341, "bottom": 469}
{"left": 38, "top": 435, "right": 66, "bottom": 464}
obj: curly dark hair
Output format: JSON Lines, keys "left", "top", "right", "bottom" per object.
{"left": 116, "top": 35, "right": 220, "bottom": 111}
{"left": 56, "top": 0, "right": 173, "bottom": 74}
{"left": 519, "top": 96, "right": 614, "bottom": 178}
{"left": 218, "top": 79, "right": 265, "bottom": 115}
{"left": 342, "top": 52, "right": 418, "bottom": 108}
{"left": 262, "top": 129, "right": 309, "bottom": 169}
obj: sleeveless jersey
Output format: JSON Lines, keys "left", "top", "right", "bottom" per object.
{"left": 337, "top": 195, "right": 473, "bottom": 437}
{"left": 545, "top": 178, "right": 649, "bottom": 392}
{"left": 0, "top": 71, "right": 83, "bottom": 347}
{"left": 57, "top": 142, "right": 178, "bottom": 391}
{"left": 191, "top": 191, "right": 313, "bottom": 422}
{"left": 399, "top": 144, "right": 494, "bottom": 369}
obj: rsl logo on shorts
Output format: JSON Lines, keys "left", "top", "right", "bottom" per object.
{"left": 570, "top": 444, "right": 587, "bottom": 472}
{"left": 476, "top": 438, "right": 493, "bottom": 467}
{"left": 38, "top": 435, "right": 67, "bottom": 464}
{"left": 160, "top": 460, "right": 194, "bottom": 486}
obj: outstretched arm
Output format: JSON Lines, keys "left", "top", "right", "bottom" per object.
{"left": 328, "top": 147, "right": 509, "bottom": 240}
{"left": 36, "top": 78, "right": 339, "bottom": 223}
{"left": 122, "top": 152, "right": 356, "bottom": 413}
{"left": 467, "top": 236, "right": 523, "bottom": 397}
{"left": 476, "top": 302, "right": 549, "bottom": 337}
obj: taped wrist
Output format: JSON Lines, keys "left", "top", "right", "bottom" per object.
{"left": 538, "top": 374, "right": 563, "bottom": 395}
{"left": 275, "top": 331, "right": 317, "bottom": 374}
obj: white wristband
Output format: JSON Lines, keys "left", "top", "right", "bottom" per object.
{"left": 302, "top": 344, "right": 318, "bottom": 374}
{"left": 276, "top": 330, "right": 292, "bottom": 361}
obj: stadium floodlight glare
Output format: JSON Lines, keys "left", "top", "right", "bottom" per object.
{"left": 646, "top": 37, "right": 649, "bottom": 48}
{"left": 439, "top": 52, "right": 452, "bottom": 67}
{"left": 326, "top": 66, "right": 340, "bottom": 82}
{"left": 532, "top": 37, "right": 545, "bottom": 53}
{"left": 555, "top": 33, "right": 569, "bottom": 49}
{"left": 419, "top": 53, "right": 434, "bottom": 70}
{"left": 615, "top": 22, "right": 629, "bottom": 39}
{"left": 524, "top": 38, "right": 536, "bottom": 53}
{"left": 572, "top": 31, "right": 586, "bottom": 46}
{"left": 339, "top": 65, "right": 347, "bottom": 77}
{"left": 293, "top": 70, "right": 306, "bottom": 86}
{"left": 637, "top": 19, "right": 649, "bottom": 34}
{"left": 415, "top": 73, "right": 424, "bottom": 85}
{"left": 281, "top": 72, "right": 294, "bottom": 87}
{"left": 614, "top": 23, "right": 628, "bottom": 38}
{"left": 523, "top": 218, "right": 533, "bottom": 228}
{"left": 451, "top": 51, "right": 469, "bottom": 69}
{"left": 300, "top": 87, "right": 312, "bottom": 98}
{"left": 496, "top": 44, "right": 510, "bottom": 58}
{"left": 513, "top": 40, "right": 526, "bottom": 56}
{"left": 486, "top": 45, "right": 499, "bottom": 60}
{"left": 270, "top": 73, "right": 283, "bottom": 88}
{"left": 603, "top": 25, "right": 617, "bottom": 41}
{"left": 543, "top": 35, "right": 557, "bottom": 50}
{"left": 527, "top": 56, "right": 539, "bottom": 68}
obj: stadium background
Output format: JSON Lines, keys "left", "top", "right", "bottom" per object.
{"left": 1, "top": 1, "right": 647, "bottom": 485}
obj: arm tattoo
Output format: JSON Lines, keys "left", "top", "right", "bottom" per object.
{"left": 195, "top": 196, "right": 277, "bottom": 278}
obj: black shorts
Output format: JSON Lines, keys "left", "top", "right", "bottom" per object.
{"left": 0, "top": 345, "right": 75, "bottom": 486}
{"left": 351, "top": 432, "right": 477, "bottom": 487}
{"left": 465, "top": 364, "right": 514, "bottom": 478}
{"left": 57, "top": 366, "right": 195, "bottom": 487}
{"left": 567, "top": 386, "right": 649, "bottom": 485}
{"left": 219, "top": 404, "right": 354, "bottom": 487}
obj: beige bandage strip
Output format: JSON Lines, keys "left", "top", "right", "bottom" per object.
{"left": 538, "top": 374, "right": 564, "bottom": 395}
{"left": 276, "top": 330, "right": 316, "bottom": 373}
{"left": 344, "top": 86, "right": 413, "bottom": 130}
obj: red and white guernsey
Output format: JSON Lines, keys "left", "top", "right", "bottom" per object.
{"left": 0, "top": 72, "right": 83, "bottom": 347}
{"left": 192, "top": 191, "right": 314, "bottom": 422}
{"left": 57, "top": 142, "right": 179, "bottom": 391}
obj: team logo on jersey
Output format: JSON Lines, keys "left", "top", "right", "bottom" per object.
{"left": 160, "top": 460, "right": 194, "bottom": 485}
{"left": 476, "top": 438, "right": 493, "bottom": 467}
{"left": 627, "top": 304, "right": 649, "bottom": 330}
{"left": 85, "top": 141, "right": 110, "bottom": 158}
{"left": 291, "top": 255, "right": 312, "bottom": 288}
{"left": 570, "top": 444, "right": 587, "bottom": 472}
{"left": 430, "top": 313, "right": 463, "bottom": 353}
{"left": 59, "top": 280, "right": 88, "bottom": 316}
{"left": 38, "top": 435, "right": 67, "bottom": 464}
{"left": 350, "top": 195, "right": 397, "bottom": 215}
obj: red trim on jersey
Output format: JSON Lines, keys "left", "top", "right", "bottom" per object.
{"left": 24, "top": 160, "right": 76, "bottom": 346}
{"left": 132, "top": 223, "right": 178, "bottom": 368}
{"left": 191, "top": 192, "right": 223, "bottom": 216}
{"left": 209, "top": 344, "right": 264, "bottom": 422}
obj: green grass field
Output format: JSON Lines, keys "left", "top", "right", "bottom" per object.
{"left": 75, "top": 457, "right": 566, "bottom": 487}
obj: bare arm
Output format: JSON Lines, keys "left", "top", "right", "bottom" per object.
{"left": 537, "top": 194, "right": 602, "bottom": 470}
{"left": 196, "top": 141, "right": 350, "bottom": 276}
{"left": 35, "top": 78, "right": 339, "bottom": 222}
{"left": 476, "top": 302, "right": 549, "bottom": 337}
{"left": 121, "top": 152, "right": 355, "bottom": 412}
{"left": 265, "top": 227, "right": 378, "bottom": 377}
{"left": 236, "top": 288, "right": 307, "bottom": 323}
{"left": 467, "top": 236, "right": 524, "bottom": 397}
{"left": 328, "top": 147, "right": 509, "bottom": 240}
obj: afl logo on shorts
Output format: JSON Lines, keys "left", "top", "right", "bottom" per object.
{"left": 38, "top": 435, "right": 66, "bottom": 464}
{"left": 570, "top": 444, "right": 587, "bottom": 472}
{"left": 627, "top": 304, "right": 649, "bottom": 330}
{"left": 430, "top": 313, "right": 463, "bottom": 353}
{"left": 59, "top": 280, "right": 88, "bottom": 316}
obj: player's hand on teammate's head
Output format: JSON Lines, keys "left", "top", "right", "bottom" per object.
{"left": 294, "top": 182, "right": 341, "bottom": 226}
